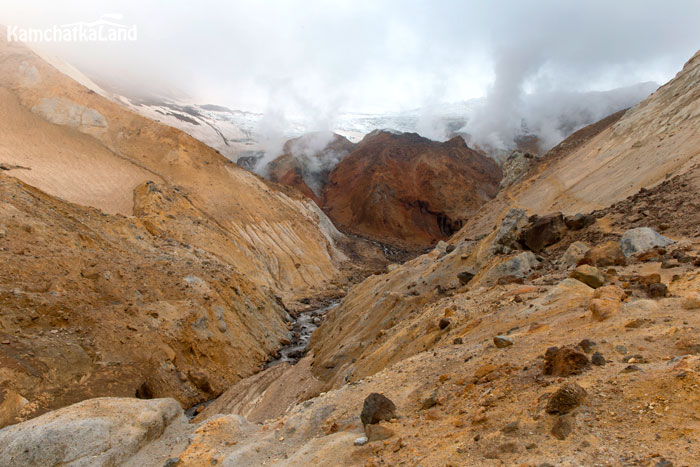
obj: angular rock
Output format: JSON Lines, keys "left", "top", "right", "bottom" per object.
{"left": 577, "top": 339, "right": 596, "bottom": 354}
{"left": 492, "top": 208, "right": 529, "bottom": 253}
{"left": 560, "top": 241, "right": 590, "bottom": 268}
{"left": 591, "top": 352, "right": 606, "bottom": 366}
{"left": 438, "top": 318, "right": 451, "bottom": 330}
{"left": 0, "top": 397, "right": 183, "bottom": 467}
{"left": 546, "top": 383, "right": 587, "bottom": 414}
{"left": 519, "top": 213, "right": 567, "bottom": 253}
{"left": 360, "top": 393, "right": 397, "bottom": 426}
{"left": 564, "top": 213, "right": 595, "bottom": 230}
{"left": 543, "top": 347, "right": 590, "bottom": 377}
{"left": 0, "top": 390, "right": 29, "bottom": 429}
{"left": 457, "top": 271, "right": 475, "bottom": 285}
{"left": 647, "top": 282, "right": 669, "bottom": 299}
{"left": 353, "top": 436, "right": 368, "bottom": 446}
{"left": 483, "top": 251, "right": 540, "bottom": 285}
{"left": 582, "top": 241, "right": 627, "bottom": 267}
{"left": 621, "top": 227, "right": 674, "bottom": 257}
{"left": 365, "top": 422, "right": 394, "bottom": 441}
{"left": 570, "top": 265, "right": 605, "bottom": 288}
{"left": 493, "top": 336, "right": 514, "bottom": 348}
{"left": 588, "top": 285, "right": 625, "bottom": 321}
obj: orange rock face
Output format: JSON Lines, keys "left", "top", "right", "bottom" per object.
{"left": 266, "top": 132, "right": 355, "bottom": 206}
{"left": 322, "top": 131, "right": 501, "bottom": 248}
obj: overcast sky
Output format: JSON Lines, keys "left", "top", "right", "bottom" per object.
{"left": 2, "top": 0, "right": 700, "bottom": 115}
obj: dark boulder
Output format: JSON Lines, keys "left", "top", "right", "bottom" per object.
{"left": 520, "top": 213, "right": 567, "bottom": 253}
{"left": 360, "top": 393, "right": 397, "bottom": 426}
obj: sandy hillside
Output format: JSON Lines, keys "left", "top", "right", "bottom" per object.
{"left": 0, "top": 31, "right": 349, "bottom": 301}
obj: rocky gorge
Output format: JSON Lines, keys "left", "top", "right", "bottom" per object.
{"left": 1, "top": 21, "right": 700, "bottom": 467}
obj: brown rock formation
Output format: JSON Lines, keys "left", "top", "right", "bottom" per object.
{"left": 322, "top": 131, "right": 502, "bottom": 248}
{"left": 266, "top": 132, "right": 354, "bottom": 205}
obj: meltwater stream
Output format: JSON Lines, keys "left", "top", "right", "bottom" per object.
{"left": 184, "top": 300, "right": 340, "bottom": 418}
{"left": 266, "top": 300, "right": 340, "bottom": 367}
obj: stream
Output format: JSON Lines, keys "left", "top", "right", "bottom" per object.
{"left": 266, "top": 300, "right": 340, "bottom": 367}
{"left": 184, "top": 300, "right": 340, "bottom": 418}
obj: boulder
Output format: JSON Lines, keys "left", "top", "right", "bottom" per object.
{"left": 0, "top": 397, "right": 184, "bottom": 467}
{"left": 647, "top": 282, "right": 669, "bottom": 299}
{"left": 564, "top": 213, "right": 595, "bottom": 230}
{"left": 360, "top": 393, "right": 397, "bottom": 426}
{"left": 582, "top": 241, "right": 627, "bottom": 267}
{"left": 620, "top": 227, "right": 674, "bottom": 257}
{"left": 588, "top": 285, "right": 625, "bottom": 321}
{"left": 560, "top": 241, "right": 590, "bottom": 268}
{"left": 543, "top": 347, "right": 590, "bottom": 377}
{"left": 365, "top": 422, "right": 395, "bottom": 441}
{"left": 546, "top": 383, "right": 587, "bottom": 415}
{"left": 483, "top": 252, "right": 540, "bottom": 285}
{"left": 569, "top": 265, "right": 605, "bottom": 288}
{"left": 519, "top": 213, "right": 567, "bottom": 253}
{"left": 492, "top": 208, "right": 529, "bottom": 253}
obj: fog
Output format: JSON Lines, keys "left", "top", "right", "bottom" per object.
{"left": 2, "top": 0, "right": 700, "bottom": 152}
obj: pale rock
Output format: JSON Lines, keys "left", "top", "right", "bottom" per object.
{"left": 560, "top": 241, "right": 590, "bottom": 268}
{"left": 620, "top": 227, "right": 674, "bottom": 257}
{"left": 0, "top": 397, "right": 184, "bottom": 467}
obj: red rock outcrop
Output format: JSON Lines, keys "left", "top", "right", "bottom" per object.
{"left": 322, "top": 131, "right": 502, "bottom": 248}
{"left": 266, "top": 132, "right": 354, "bottom": 205}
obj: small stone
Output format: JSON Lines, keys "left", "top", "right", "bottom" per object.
{"left": 625, "top": 319, "right": 647, "bottom": 329}
{"left": 164, "top": 458, "right": 180, "bottom": 467}
{"left": 591, "top": 352, "right": 606, "bottom": 366}
{"left": 354, "top": 436, "right": 368, "bottom": 446}
{"left": 420, "top": 391, "right": 438, "bottom": 410}
{"left": 493, "top": 336, "right": 513, "bottom": 348}
{"left": 551, "top": 415, "right": 573, "bottom": 440}
{"left": 453, "top": 337, "right": 463, "bottom": 345}
{"left": 361, "top": 393, "right": 397, "bottom": 426}
{"left": 655, "top": 458, "right": 673, "bottom": 467}
{"left": 615, "top": 345, "right": 628, "bottom": 355}
{"left": 578, "top": 339, "right": 596, "bottom": 353}
{"left": 648, "top": 283, "right": 669, "bottom": 299}
{"left": 438, "top": 318, "right": 451, "bottom": 330}
{"left": 365, "top": 422, "right": 394, "bottom": 442}
{"left": 621, "top": 365, "right": 640, "bottom": 373}
{"left": 546, "top": 383, "right": 587, "bottom": 415}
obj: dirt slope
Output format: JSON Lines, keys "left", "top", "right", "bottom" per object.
{"left": 0, "top": 32, "right": 347, "bottom": 302}
{"left": 512, "top": 50, "right": 700, "bottom": 215}
{"left": 0, "top": 174, "right": 290, "bottom": 425}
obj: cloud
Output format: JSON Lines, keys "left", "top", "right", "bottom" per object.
{"left": 1, "top": 0, "right": 699, "bottom": 143}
